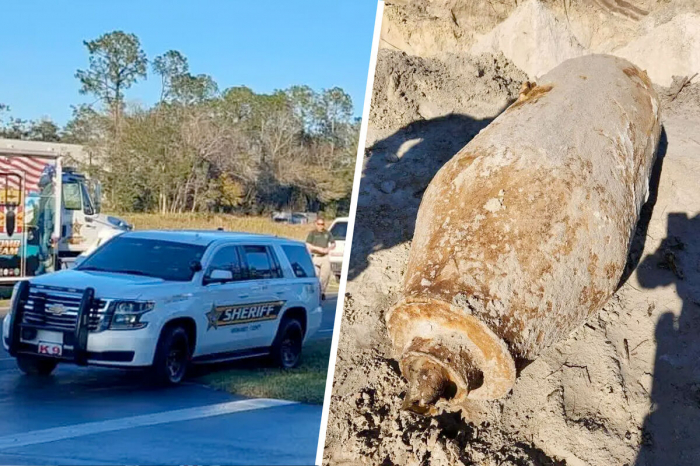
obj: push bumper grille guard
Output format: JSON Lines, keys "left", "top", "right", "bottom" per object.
{"left": 6, "top": 281, "right": 28, "bottom": 358}
{"left": 7, "top": 282, "right": 96, "bottom": 366}
{"left": 74, "top": 287, "right": 95, "bottom": 365}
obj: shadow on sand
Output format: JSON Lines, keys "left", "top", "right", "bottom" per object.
{"left": 348, "top": 112, "right": 503, "bottom": 281}
{"left": 634, "top": 210, "right": 700, "bottom": 465}
{"left": 618, "top": 128, "right": 668, "bottom": 289}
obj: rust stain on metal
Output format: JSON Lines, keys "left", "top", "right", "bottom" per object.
{"left": 510, "top": 83, "right": 554, "bottom": 110}
{"left": 623, "top": 66, "right": 654, "bottom": 90}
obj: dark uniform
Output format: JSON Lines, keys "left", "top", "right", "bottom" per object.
{"left": 306, "top": 230, "right": 334, "bottom": 293}
{"left": 306, "top": 230, "right": 334, "bottom": 252}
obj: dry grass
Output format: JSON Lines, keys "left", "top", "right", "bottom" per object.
{"left": 112, "top": 213, "right": 310, "bottom": 240}
{"left": 195, "top": 338, "right": 332, "bottom": 404}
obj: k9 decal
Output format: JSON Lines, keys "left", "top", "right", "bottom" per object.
{"left": 37, "top": 341, "right": 62, "bottom": 356}
{"left": 206, "top": 301, "right": 285, "bottom": 330}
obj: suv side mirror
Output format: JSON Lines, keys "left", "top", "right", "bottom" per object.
{"left": 205, "top": 269, "right": 233, "bottom": 284}
{"left": 94, "top": 181, "right": 102, "bottom": 214}
{"left": 85, "top": 179, "right": 102, "bottom": 214}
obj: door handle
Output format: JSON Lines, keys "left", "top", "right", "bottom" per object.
{"left": 238, "top": 294, "right": 249, "bottom": 299}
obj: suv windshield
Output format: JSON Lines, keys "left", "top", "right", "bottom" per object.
{"left": 330, "top": 221, "right": 347, "bottom": 241}
{"left": 77, "top": 236, "right": 206, "bottom": 281}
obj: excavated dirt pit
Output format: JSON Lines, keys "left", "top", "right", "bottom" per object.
{"left": 323, "top": 35, "right": 700, "bottom": 466}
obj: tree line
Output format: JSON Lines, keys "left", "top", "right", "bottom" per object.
{"left": 0, "top": 31, "right": 359, "bottom": 216}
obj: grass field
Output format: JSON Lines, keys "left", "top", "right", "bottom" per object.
{"left": 195, "top": 337, "right": 333, "bottom": 404}
{"left": 116, "top": 213, "right": 310, "bottom": 240}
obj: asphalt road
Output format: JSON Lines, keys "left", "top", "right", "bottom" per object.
{"left": 0, "top": 294, "right": 337, "bottom": 465}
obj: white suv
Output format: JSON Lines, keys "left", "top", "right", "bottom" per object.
{"left": 329, "top": 217, "right": 348, "bottom": 280}
{"left": 2, "top": 230, "right": 322, "bottom": 385}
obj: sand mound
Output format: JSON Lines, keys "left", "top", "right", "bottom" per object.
{"left": 616, "top": 13, "right": 700, "bottom": 86}
{"left": 382, "top": 0, "right": 700, "bottom": 85}
{"left": 379, "top": 0, "right": 519, "bottom": 57}
{"left": 369, "top": 50, "right": 527, "bottom": 132}
{"left": 471, "top": 0, "right": 586, "bottom": 79}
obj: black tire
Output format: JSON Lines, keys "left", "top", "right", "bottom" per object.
{"left": 151, "top": 326, "right": 190, "bottom": 386}
{"left": 16, "top": 355, "right": 58, "bottom": 376}
{"left": 271, "top": 318, "right": 303, "bottom": 369}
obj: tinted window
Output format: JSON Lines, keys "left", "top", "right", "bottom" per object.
{"left": 242, "top": 245, "right": 280, "bottom": 279}
{"left": 205, "top": 245, "right": 243, "bottom": 281}
{"left": 77, "top": 237, "right": 205, "bottom": 281}
{"left": 63, "top": 183, "right": 82, "bottom": 210}
{"left": 330, "top": 221, "right": 347, "bottom": 240}
{"left": 282, "top": 245, "right": 316, "bottom": 278}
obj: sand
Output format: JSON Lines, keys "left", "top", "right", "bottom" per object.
{"left": 382, "top": 0, "right": 700, "bottom": 86}
{"left": 322, "top": 6, "right": 700, "bottom": 462}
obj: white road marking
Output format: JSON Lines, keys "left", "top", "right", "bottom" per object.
{"left": 0, "top": 398, "right": 296, "bottom": 450}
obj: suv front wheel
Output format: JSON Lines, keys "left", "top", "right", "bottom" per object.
{"left": 271, "top": 318, "right": 303, "bottom": 369}
{"left": 151, "top": 326, "right": 191, "bottom": 385}
{"left": 16, "top": 355, "right": 58, "bottom": 376}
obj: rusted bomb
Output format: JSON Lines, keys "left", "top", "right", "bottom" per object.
{"left": 386, "top": 54, "right": 661, "bottom": 413}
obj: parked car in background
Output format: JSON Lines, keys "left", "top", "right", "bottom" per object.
{"left": 290, "top": 213, "right": 310, "bottom": 224}
{"left": 329, "top": 217, "right": 348, "bottom": 280}
{"left": 271, "top": 211, "right": 316, "bottom": 225}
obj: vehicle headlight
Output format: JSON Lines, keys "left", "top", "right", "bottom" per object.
{"left": 109, "top": 300, "right": 154, "bottom": 330}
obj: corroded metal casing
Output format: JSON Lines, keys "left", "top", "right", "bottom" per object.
{"left": 386, "top": 55, "right": 661, "bottom": 408}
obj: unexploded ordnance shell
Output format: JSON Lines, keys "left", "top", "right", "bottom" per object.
{"left": 387, "top": 54, "right": 661, "bottom": 410}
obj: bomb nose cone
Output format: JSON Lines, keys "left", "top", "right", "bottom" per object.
{"left": 387, "top": 299, "right": 517, "bottom": 407}
{"left": 402, "top": 359, "right": 451, "bottom": 415}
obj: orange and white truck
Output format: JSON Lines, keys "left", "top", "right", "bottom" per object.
{"left": 0, "top": 138, "right": 130, "bottom": 280}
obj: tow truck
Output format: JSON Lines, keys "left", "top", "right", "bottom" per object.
{"left": 0, "top": 138, "right": 131, "bottom": 279}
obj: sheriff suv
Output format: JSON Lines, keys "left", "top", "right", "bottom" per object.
{"left": 2, "top": 231, "right": 322, "bottom": 385}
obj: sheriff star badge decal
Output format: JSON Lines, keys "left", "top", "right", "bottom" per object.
{"left": 206, "top": 303, "right": 219, "bottom": 330}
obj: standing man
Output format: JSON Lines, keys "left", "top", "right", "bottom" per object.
{"left": 35, "top": 165, "right": 56, "bottom": 274}
{"left": 306, "top": 217, "right": 335, "bottom": 299}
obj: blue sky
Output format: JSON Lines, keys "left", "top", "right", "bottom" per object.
{"left": 0, "top": 0, "right": 377, "bottom": 126}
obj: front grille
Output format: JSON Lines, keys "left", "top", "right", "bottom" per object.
{"left": 22, "top": 285, "right": 109, "bottom": 332}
